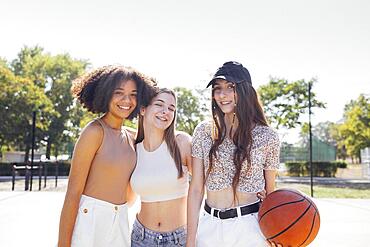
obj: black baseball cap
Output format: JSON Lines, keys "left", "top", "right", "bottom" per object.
{"left": 206, "top": 61, "right": 252, "bottom": 88}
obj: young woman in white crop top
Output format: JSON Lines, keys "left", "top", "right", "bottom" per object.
{"left": 130, "top": 88, "right": 192, "bottom": 247}
{"left": 58, "top": 65, "right": 156, "bottom": 247}
{"left": 187, "top": 62, "right": 281, "bottom": 247}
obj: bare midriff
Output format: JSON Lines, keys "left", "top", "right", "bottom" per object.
{"left": 137, "top": 196, "right": 187, "bottom": 232}
{"left": 206, "top": 188, "right": 259, "bottom": 209}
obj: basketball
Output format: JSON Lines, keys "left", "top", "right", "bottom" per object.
{"left": 258, "top": 188, "right": 320, "bottom": 247}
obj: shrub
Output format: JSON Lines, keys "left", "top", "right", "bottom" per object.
{"left": 334, "top": 161, "right": 348, "bottom": 169}
{"left": 285, "top": 161, "right": 341, "bottom": 177}
{"left": 284, "top": 162, "right": 306, "bottom": 177}
{"left": 0, "top": 163, "right": 13, "bottom": 176}
{"left": 313, "top": 162, "right": 337, "bottom": 177}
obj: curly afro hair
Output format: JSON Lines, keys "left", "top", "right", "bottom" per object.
{"left": 71, "top": 65, "right": 157, "bottom": 120}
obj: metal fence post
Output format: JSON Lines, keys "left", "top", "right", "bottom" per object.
{"left": 55, "top": 162, "right": 59, "bottom": 187}
{"left": 25, "top": 164, "right": 30, "bottom": 191}
{"left": 38, "top": 162, "right": 42, "bottom": 191}
{"left": 44, "top": 162, "right": 48, "bottom": 188}
{"left": 12, "top": 164, "right": 15, "bottom": 191}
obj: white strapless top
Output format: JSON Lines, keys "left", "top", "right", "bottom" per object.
{"left": 130, "top": 141, "right": 189, "bottom": 202}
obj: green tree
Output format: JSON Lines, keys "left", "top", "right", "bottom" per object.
{"left": 174, "top": 87, "right": 206, "bottom": 135}
{"left": 11, "top": 46, "right": 50, "bottom": 88}
{"left": 2, "top": 46, "right": 89, "bottom": 160}
{"left": 194, "top": 87, "right": 211, "bottom": 118}
{"left": 0, "top": 61, "right": 55, "bottom": 157}
{"left": 300, "top": 121, "right": 338, "bottom": 145}
{"left": 43, "top": 54, "right": 89, "bottom": 158}
{"left": 299, "top": 121, "right": 345, "bottom": 159}
{"left": 313, "top": 121, "right": 338, "bottom": 146}
{"left": 337, "top": 94, "right": 370, "bottom": 162}
{"left": 258, "top": 78, "right": 326, "bottom": 129}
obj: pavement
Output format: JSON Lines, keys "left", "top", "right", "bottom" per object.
{"left": 0, "top": 191, "right": 140, "bottom": 247}
{"left": 0, "top": 191, "right": 370, "bottom": 247}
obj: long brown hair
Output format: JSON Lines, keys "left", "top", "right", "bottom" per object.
{"left": 135, "top": 88, "right": 183, "bottom": 178}
{"left": 207, "top": 81, "right": 268, "bottom": 202}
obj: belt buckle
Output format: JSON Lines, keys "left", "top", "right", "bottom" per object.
{"left": 217, "top": 208, "right": 227, "bottom": 219}
{"left": 216, "top": 210, "right": 221, "bottom": 218}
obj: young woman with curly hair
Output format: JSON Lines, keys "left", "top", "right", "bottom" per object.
{"left": 58, "top": 65, "right": 155, "bottom": 247}
{"left": 186, "top": 62, "right": 281, "bottom": 247}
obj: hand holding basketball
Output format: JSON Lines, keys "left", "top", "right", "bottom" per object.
{"left": 257, "top": 189, "right": 267, "bottom": 201}
{"left": 268, "top": 240, "right": 283, "bottom": 247}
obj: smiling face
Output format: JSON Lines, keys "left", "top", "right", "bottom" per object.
{"left": 108, "top": 79, "right": 137, "bottom": 120}
{"left": 212, "top": 79, "right": 236, "bottom": 115}
{"left": 141, "top": 92, "right": 176, "bottom": 131}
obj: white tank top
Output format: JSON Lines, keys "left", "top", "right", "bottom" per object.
{"left": 130, "top": 141, "right": 189, "bottom": 202}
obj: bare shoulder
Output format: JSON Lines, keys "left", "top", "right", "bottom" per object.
{"left": 175, "top": 131, "right": 192, "bottom": 148}
{"left": 176, "top": 131, "right": 192, "bottom": 168}
{"left": 78, "top": 120, "right": 104, "bottom": 144}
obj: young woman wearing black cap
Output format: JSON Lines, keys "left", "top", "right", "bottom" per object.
{"left": 186, "top": 61, "right": 281, "bottom": 247}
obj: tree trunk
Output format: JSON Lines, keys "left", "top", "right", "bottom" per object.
{"left": 359, "top": 153, "right": 362, "bottom": 164}
{"left": 55, "top": 146, "right": 59, "bottom": 161}
{"left": 46, "top": 139, "right": 51, "bottom": 160}
{"left": 24, "top": 144, "right": 30, "bottom": 163}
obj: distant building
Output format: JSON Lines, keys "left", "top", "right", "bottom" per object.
{"left": 280, "top": 136, "right": 336, "bottom": 162}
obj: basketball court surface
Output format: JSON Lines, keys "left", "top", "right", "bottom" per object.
{"left": 0, "top": 191, "right": 369, "bottom": 247}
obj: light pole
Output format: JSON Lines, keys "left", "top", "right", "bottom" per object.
{"left": 30, "top": 111, "right": 36, "bottom": 191}
{"left": 308, "top": 81, "right": 313, "bottom": 197}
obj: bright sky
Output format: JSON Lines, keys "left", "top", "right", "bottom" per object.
{"left": 1, "top": 0, "right": 369, "bottom": 130}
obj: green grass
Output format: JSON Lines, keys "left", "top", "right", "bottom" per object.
{"left": 277, "top": 183, "right": 370, "bottom": 199}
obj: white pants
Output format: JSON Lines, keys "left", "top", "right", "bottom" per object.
{"left": 196, "top": 209, "right": 267, "bottom": 247}
{"left": 71, "top": 195, "right": 130, "bottom": 247}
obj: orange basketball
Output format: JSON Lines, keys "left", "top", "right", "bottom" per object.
{"left": 258, "top": 188, "right": 320, "bottom": 247}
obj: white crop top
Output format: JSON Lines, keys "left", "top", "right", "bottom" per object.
{"left": 130, "top": 141, "right": 189, "bottom": 202}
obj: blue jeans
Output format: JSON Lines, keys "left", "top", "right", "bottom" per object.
{"left": 131, "top": 219, "right": 187, "bottom": 247}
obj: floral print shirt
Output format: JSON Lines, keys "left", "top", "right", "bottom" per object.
{"left": 192, "top": 121, "right": 280, "bottom": 193}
